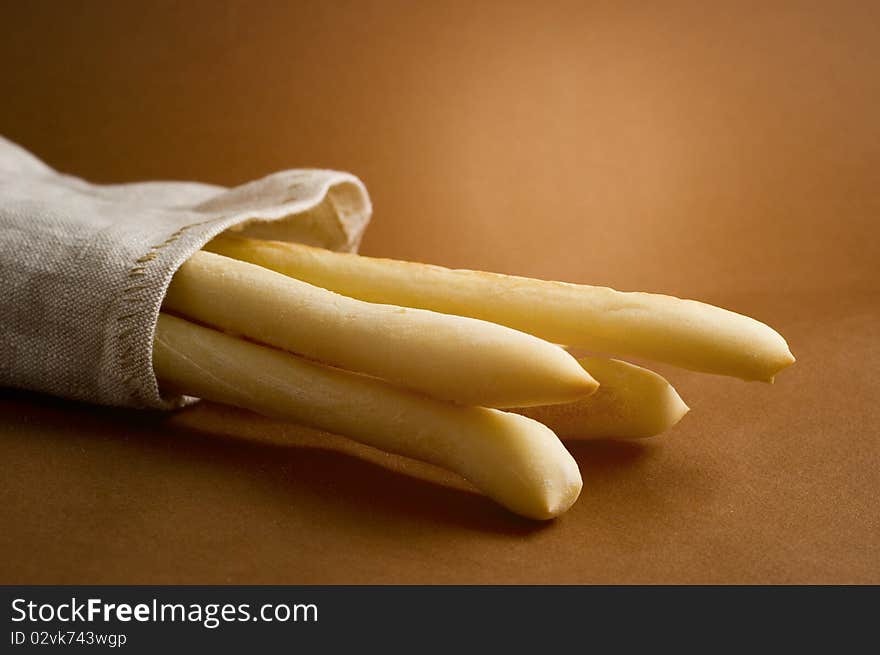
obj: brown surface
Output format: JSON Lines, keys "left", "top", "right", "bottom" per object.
{"left": 1, "top": 1, "right": 878, "bottom": 583}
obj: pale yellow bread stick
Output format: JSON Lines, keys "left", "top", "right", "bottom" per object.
{"left": 163, "top": 251, "right": 596, "bottom": 408}
{"left": 515, "top": 356, "right": 689, "bottom": 439}
{"left": 153, "top": 314, "right": 583, "bottom": 519}
{"left": 206, "top": 234, "right": 795, "bottom": 382}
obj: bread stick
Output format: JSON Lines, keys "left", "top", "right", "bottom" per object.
{"left": 163, "top": 251, "right": 597, "bottom": 408}
{"left": 206, "top": 234, "right": 795, "bottom": 382}
{"left": 153, "top": 313, "right": 583, "bottom": 519}
{"left": 515, "top": 356, "right": 689, "bottom": 439}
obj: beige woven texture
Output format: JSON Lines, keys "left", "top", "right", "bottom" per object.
{"left": 0, "top": 136, "right": 371, "bottom": 409}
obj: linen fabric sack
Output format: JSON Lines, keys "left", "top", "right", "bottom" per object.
{"left": 0, "top": 136, "right": 371, "bottom": 409}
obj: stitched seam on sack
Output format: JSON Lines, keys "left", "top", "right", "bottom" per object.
{"left": 116, "top": 217, "right": 218, "bottom": 405}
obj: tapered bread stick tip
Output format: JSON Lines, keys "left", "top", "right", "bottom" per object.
{"left": 537, "top": 349, "right": 600, "bottom": 405}
{"left": 542, "top": 470, "right": 583, "bottom": 519}
{"left": 504, "top": 416, "right": 583, "bottom": 519}
{"left": 456, "top": 411, "right": 583, "bottom": 519}
{"left": 512, "top": 472, "right": 582, "bottom": 520}
{"left": 664, "top": 382, "right": 690, "bottom": 430}
{"left": 613, "top": 361, "right": 688, "bottom": 437}
{"left": 516, "top": 356, "right": 688, "bottom": 440}
{"left": 780, "top": 344, "right": 796, "bottom": 372}
{"left": 762, "top": 336, "right": 796, "bottom": 383}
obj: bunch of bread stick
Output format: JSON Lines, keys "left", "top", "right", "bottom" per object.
{"left": 154, "top": 234, "right": 794, "bottom": 519}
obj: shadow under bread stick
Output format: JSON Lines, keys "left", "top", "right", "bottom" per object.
{"left": 205, "top": 234, "right": 795, "bottom": 382}
{"left": 513, "top": 356, "right": 689, "bottom": 440}
{"left": 163, "top": 251, "right": 596, "bottom": 408}
{"left": 153, "top": 313, "right": 583, "bottom": 520}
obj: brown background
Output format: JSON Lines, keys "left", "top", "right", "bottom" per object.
{"left": 1, "top": 0, "right": 877, "bottom": 583}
